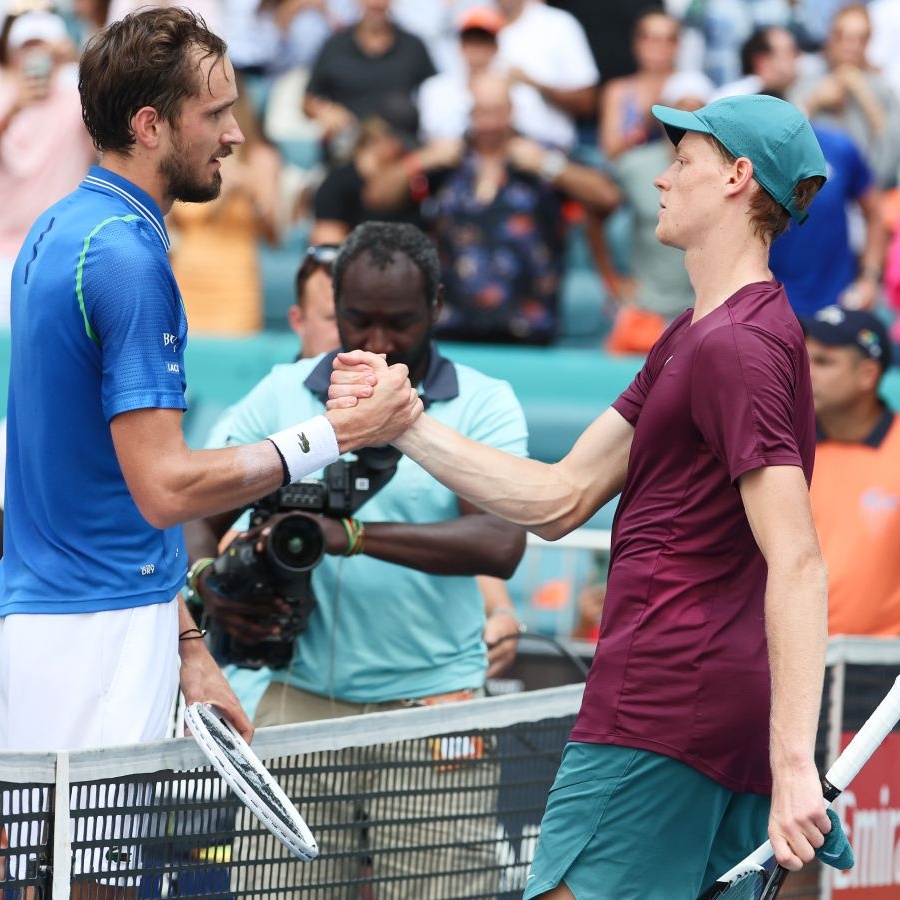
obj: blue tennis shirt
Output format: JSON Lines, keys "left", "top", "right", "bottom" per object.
{"left": 0, "top": 166, "right": 189, "bottom": 615}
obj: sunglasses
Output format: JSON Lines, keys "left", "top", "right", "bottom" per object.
{"left": 295, "top": 244, "right": 341, "bottom": 296}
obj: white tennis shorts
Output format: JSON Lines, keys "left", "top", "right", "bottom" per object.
{"left": 0, "top": 600, "right": 180, "bottom": 883}
{"left": 0, "top": 599, "right": 180, "bottom": 751}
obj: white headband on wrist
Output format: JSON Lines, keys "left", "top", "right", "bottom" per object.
{"left": 268, "top": 414, "right": 339, "bottom": 484}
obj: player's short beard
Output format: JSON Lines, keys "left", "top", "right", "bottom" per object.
{"left": 159, "top": 139, "right": 227, "bottom": 204}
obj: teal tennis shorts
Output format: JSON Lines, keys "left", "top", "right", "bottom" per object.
{"left": 523, "top": 742, "right": 769, "bottom": 900}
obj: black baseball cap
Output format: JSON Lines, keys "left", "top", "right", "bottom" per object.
{"left": 801, "top": 306, "right": 893, "bottom": 369}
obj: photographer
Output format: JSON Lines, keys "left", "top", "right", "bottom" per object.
{"left": 183, "top": 221, "right": 527, "bottom": 896}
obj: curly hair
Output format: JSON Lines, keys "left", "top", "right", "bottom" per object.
{"left": 333, "top": 222, "right": 441, "bottom": 308}
{"left": 79, "top": 7, "right": 227, "bottom": 154}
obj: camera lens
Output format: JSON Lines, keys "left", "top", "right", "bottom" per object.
{"left": 266, "top": 513, "right": 325, "bottom": 572}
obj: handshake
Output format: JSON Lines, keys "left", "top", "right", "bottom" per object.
{"left": 263, "top": 350, "right": 428, "bottom": 500}
{"left": 325, "top": 351, "right": 423, "bottom": 452}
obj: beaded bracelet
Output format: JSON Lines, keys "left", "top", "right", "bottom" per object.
{"left": 187, "top": 557, "right": 215, "bottom": 593}
{"left": 340, "top": 518, "right": 365, "bottom": 556}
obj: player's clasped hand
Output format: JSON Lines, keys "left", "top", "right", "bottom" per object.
{"left": 328, "top": 350, "right": 382, "bottom": 408}
{"left": 327, "top": 351, "right": 423, "bottom": 440}
{"left": 327, "top": 351, "right": 396, "bottom": 399}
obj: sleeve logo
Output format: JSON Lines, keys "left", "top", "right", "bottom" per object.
{"left": 297, "top": 432, "right": 310, "bottom": 453}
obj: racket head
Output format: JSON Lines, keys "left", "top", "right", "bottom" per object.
{"left": 698, "top": 863, "right": 769, "bottom": 900}
{"left": 184, "top": 702, "right": 318, "bottom": 862}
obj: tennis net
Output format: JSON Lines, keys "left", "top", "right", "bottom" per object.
{"left": 2, "top": 638, "right": 899, "bottom": 899}
{"left": 2, "top": 684, "right": 581, "bottom": 900}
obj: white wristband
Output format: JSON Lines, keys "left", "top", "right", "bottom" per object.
{"left": 267, "top": 415, "right": 339, "bottom": 484}
{"left": 539, "top": 149, "right": 568, "bottom": 182}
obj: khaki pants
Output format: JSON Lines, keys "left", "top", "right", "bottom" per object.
{"left": 233, "top": 683, "right": 500, "bottom": 899}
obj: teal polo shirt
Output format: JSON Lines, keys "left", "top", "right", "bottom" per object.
{"left": 206, "top": 345, "right": 529, "bottom": 702}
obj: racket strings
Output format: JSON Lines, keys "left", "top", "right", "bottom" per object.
{"left": 708, "top": 871, "right": 768, "bottom": 900}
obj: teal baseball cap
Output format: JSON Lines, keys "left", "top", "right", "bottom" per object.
{"left": 651, "top": 94, "right": 827, "bottom": 224}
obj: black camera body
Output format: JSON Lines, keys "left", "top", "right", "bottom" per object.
{"left": 206, "top": 446, "right": 401, "bottom": 670}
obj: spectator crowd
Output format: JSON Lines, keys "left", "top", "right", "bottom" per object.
{"left": 4, "top": 0, "right": 900, "bottom": 343}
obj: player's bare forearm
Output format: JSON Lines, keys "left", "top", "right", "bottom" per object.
{"left": 111, "top": 360, "right": 420, "bottom": 530}
{"left": 111, "top": 411, "right": 284, "bottom": 528}
{"left": 330, "top": 351, "right": 631, "bottom": 538}
{"left": 764, "top": 553, "right": 829, "bottom": 860}
{"left": 395, "top": 416, "right": 566, "bottom": 535}
{"left": 766, "top": 549, "right": 829, "bottom": 855}
{"left": 395, "top": 409, "right": 630, "bottom": 540}
{"left": 739, "top": 466, "right": 830, "bottom": 869}
{"left": 178, "top": 596, "right": 254, "bottom": 741}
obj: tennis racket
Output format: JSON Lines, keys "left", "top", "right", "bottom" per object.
{"left": 184, "top": 701, "right": 318, "bottom": 862}
{"left": 699, "top": 673, "right": 900, "bottom": 900}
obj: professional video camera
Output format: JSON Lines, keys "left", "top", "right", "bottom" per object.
{"left": 206, "top": 446, "right": 401, "bottom": 670}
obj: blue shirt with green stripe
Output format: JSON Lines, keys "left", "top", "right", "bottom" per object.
{"left": 0, "top": 166, "right": 188, "bottom": 615}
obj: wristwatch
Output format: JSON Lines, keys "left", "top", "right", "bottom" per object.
{"left": 182, "top": 556, "right": 215, "bottom": 619}
{"left": 539, "top": 149, "right": 568, "bottom": 182}
{"left": 861, "top": 265, "right": 882, "bottom": 283}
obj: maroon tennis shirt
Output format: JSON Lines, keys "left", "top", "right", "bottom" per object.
{"left": 570, "top": 281, "right": 815, "bottom": 794}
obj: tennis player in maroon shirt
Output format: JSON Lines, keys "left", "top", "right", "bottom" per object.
{"left": 329, "top": 95, "right": 832, "bottom": 899}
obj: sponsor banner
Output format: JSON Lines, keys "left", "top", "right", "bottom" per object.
{"left": 831, "top": 732, "right": 900, "bottom": 896}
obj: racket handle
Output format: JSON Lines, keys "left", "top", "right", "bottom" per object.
{"left": 825, "top": 674, "right": 900, "bottom": 792}
{"left": 761, "top": 674, "right": 900, "bottom": 899}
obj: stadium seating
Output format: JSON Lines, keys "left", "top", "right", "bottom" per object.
{"left": 5, "top": 329, "right": 900, "bottom": 464}
{"left": 258, "top": 225, "right": 310, "bottom": 331}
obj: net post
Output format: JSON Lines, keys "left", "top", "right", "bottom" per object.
{"left": 821, "top": 659, "right": 845, "bottom": 900}
{"left": 51, "top": 750, "right": 72, "bottom": 900}
{"left": 826, "top": 660, "right": 846, "bottom": 771}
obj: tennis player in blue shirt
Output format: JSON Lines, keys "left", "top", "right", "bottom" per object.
{"left": 0, "top": 7, "right": 420, "bottom": 761}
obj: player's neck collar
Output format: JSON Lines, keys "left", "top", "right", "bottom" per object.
{"left": 81, "top": 165, "right": 170, "bottom": 252}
